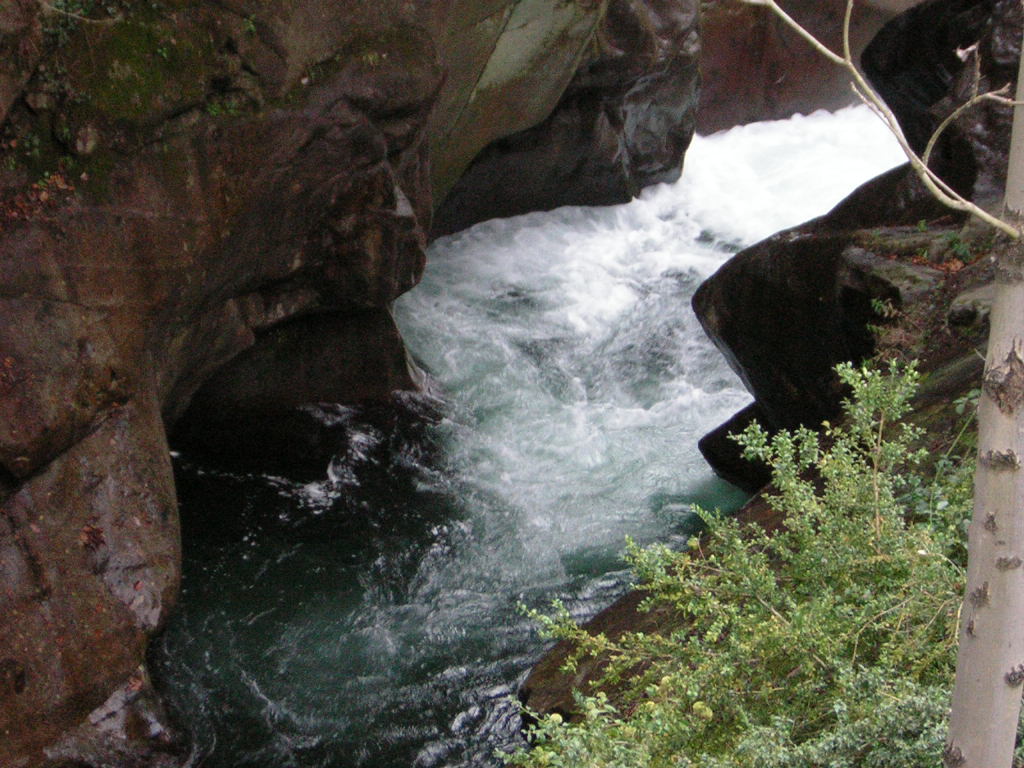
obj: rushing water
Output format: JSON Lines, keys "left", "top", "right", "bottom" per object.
{"left": 153, "top": 107, "right": 906, "bottom": 768}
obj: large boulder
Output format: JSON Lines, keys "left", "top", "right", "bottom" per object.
{"left": 431, "top": 0, "right": 701, "bottom": 235}
{"left": 0, "top": 1, "right": 702, "bottom": 764}
{"left": 693, "top": 214, "right": 948, "bottom": 438}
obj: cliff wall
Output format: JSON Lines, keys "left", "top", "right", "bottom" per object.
{"left": 0, "top": 2, "right": 701, "bottom": 764}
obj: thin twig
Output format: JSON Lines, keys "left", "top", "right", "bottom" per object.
{"left": 37, "top": 0, "right": 122, "bottom": 25}
{"left": 968, "top": 43, "right": 982, "bottom": 102}
{"left": 923, "top": 87, "right": 1015, "bottom": 167}
{"left": 755, "top": 0, "right": 846, "bottom": 66}
{"left": 842, "top": 0, "right": 854, "bottom": 65}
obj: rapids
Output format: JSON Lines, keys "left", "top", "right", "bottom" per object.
{"left": 152, "top": 106, "right": 906, "bottom": 767}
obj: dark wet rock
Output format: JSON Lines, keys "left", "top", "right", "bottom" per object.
{"left": 690, "top": 212, "right": 973, "bottom": 483}
{"left": 863, "top": 0, "right": 1022, "bottom": 206}
{"left": 862, "top": 0, "right": 991, "bottom": 152}
{"left": 173, "top": 308, "right": 424, "bottom": 470}
{"left": 183, "top": 310, "right": 419, "bottom": 420}
{"left": 431, "top": 0, "right": 701, "bottom": 236}
{"left": 696, "top": 403, "right": 772, "bottom": 495}
{"left": 695, "top": 228, "right": 921, "bottom": 433}
{"left": 821, "top": 163, "right": 960, "bottom": 231}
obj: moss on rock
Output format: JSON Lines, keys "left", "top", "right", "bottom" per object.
{"left": 58, "top": 8, "right": 216, "bottom": 128}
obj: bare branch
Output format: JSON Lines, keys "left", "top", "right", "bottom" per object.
{"left": 923, "top": 86, "right": 1014, "bottom": 168}
{"left": 755, "top": 0, "right": 1022, "bottom": 239}
{"left": 37, "top": 0, "right": 122, "bottom": 25}
{"left": 842, "top": 0, "right": 854, "bottom": 65}
{"left": 755, "top": 0, "right": 846, "bottom": 66}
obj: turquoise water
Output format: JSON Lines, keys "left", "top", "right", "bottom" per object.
{"left": 152, "top": 107, "right": 906, "bottom": 767}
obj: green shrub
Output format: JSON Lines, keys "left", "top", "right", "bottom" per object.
{"left": 508, "top": 361, "right": 977, "bottom": 768}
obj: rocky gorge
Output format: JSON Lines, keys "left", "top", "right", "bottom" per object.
{"left": 0, "top": 0, "right": 1005, "bottom": 764}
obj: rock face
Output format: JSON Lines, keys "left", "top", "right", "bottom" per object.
{"left": 429, "top": 0, "right": 613, "bottom": 207}
{"left": 0, "top": 0, "right": 41, "bottom": 128}
{"left": 1, "top": 5, "right": 443, "bottom": 763}
{"left": 693, "top": 210, "right": 949, "bottom": 457}
{"left": 693, "top": 0, "right": 1018, "bottom": 488}
{"left": 432, "top": 0, "right": 701, "bottom": 236}
{"left": 0, "top": 1, "right": 701, "bottom": 764}
{"left": 696, "top": 0, "right": 898, "bottom": 134}
{"left": 434, "top": 0, "right": 926, "bottom": 238}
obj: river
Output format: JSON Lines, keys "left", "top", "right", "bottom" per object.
{"left": 152, "top": 106, "right": 906, "bottom": 768}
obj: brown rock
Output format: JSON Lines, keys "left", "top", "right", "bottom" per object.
{"left": 0, "top": 3, "right": 445, "bottom": 762}
{"left": 0, "top": 393, "right": 178, "bottom": 766}
{"left": 0, "top": 0, "right": 41, "bottom": 127}
{"left": 0, "top": 1, "right": 704, "bottom": 762}
{"left": 428, "top": 0, "right": 612, "bottom": 206}
{"left": 432, "top": 0, "right": 701, "bottom": 236}
{"left": 697, "top": 0, "right": 896, "bottom": 134}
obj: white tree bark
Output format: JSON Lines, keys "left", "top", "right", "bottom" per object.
{"left": 944, "top": 36, "right": 1024, "bottom": 768}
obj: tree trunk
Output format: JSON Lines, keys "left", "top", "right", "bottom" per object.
{"left": 945, "top": 36, "right": 1024, "bottom": 768}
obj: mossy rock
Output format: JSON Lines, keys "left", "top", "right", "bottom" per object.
{"left": 57, "top": 8, "right": 217, "bottom": 128}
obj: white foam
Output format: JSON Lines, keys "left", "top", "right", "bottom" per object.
{"left": 396, "top": 105, "right": 905, "bottom": 558}
{"left": 666, "top": 106, "right": 909, "bottom": 243}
